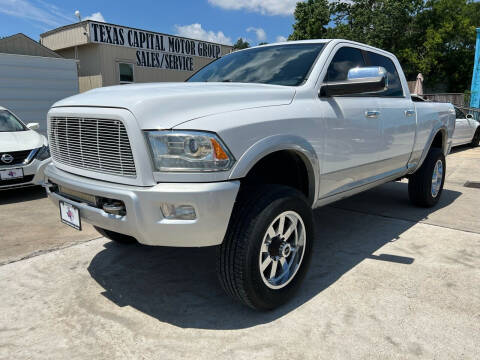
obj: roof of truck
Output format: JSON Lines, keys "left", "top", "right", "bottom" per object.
{"left": 247, "top": 39, "right": 396, "bottom": 59}
{"left": 248, "top": 39, "right": 331, "bottom": 49}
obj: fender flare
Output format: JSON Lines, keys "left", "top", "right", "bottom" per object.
{"left": 410, "top": 126, "right": 448, "bottom": 174}
{"left": 228, "top": 134, "right": 319, "bottom": 206}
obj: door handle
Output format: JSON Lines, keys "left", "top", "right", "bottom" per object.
{"left": 405, "top": 109, "right": 416, "bottom": 117}
{"left": 365, "top": 110, "right": 380, "bottom": 118}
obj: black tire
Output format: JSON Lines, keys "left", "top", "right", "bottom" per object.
{"left": 94, "top": 226, "right": 137, "bottom": 244}
{"left": 408, "top": 147, "right": 446, "bottom": 207}
{"left": 217, "top": 185, "right": 314, "bottom": 310}
{"left": 470, "top": 128, "right": 480, "bottom": 147}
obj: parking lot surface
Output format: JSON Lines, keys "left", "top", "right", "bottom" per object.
{"left": 1, "top": 147, "right": 479, "bottom": 359}
{"left": 0, "top": 186, "right": 98, "bottom": 265}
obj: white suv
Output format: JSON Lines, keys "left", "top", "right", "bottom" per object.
{"left": 0, "top": 106, "right": 51, "bottom": 190}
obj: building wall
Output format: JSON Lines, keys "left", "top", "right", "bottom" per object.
{"left": 40, "top": 24, "right": 90, "bottom": 51}
{"left": 41, "top": 21, "right": 233, "bottom": 92}
{"left": 97, "top": 43, "right": 231, "bottom": 87}
{"left": 57, "top": 44, "right": 103, "bottom": 93}
{"left": 56, "top": 42, "right": 232, "bottom": 92}
{"left": 0, "top": 53, "right": 78, "bottom": 134}
{"left": 0, "top": 34, "right": 61, "bottom": 58}
{"left": 78, "top": 75, "right": 103, "bottom": 93}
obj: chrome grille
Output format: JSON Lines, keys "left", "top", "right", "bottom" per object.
{"left": 49, "top": 117, "right": 136, "bottom": 177}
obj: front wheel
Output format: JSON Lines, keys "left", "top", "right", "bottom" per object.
{"left": 408, "top": 147, "right": 446, "bottom": 207}
{"left": 217, "top": 185, "right": 314, "bottom": 310}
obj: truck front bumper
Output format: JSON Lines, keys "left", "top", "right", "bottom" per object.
{"left": 43, "top": 163, "right": 240, "bottom": 247}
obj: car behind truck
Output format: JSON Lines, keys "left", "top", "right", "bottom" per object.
{"left": 42, "top": 39, "right": 455, "bottom": 310}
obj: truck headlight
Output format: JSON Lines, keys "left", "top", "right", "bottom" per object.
{"left": 145, "top": 130, "right": 235, "bottom": 172}
{"left": 36, "top": 145, "right": 51, "bottom": 161}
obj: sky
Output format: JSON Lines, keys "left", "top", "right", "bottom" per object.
{"left": 0, "top": 0, "right": 302, "bottom": 45}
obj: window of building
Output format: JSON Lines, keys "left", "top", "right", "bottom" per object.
{"left": 119, "top": 63, "right": 134, "bottom": 83}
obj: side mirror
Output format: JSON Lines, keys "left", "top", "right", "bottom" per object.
{"left": 26, "top": 123, "right": 40, "bottom": 130}
{"left": 466, "top": 114, "right": 474, "bottom": 120}
{"left": 320, "top": 66, "right": 388, "bottom": 97}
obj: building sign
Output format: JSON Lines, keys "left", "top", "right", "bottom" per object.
{"left": 89, "top": 22, "right": 222, "bottom": 72}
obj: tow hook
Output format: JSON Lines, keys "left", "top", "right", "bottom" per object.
{"left": 102, "top": 201, "right": 126, "bottom": 216}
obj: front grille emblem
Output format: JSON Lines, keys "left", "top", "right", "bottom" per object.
{"left": 1, "top": 154, "right": 14, "bottom": 164}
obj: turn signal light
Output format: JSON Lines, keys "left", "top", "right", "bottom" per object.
{"left": 211, "top": 138, "right": 229, "bottom": 160}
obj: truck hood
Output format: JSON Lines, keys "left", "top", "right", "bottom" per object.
{"left": 52, "top": 82, "right": 296, "bottom": 129}
{"left": 0, "top": 130, "right": 45, "bottom": 152}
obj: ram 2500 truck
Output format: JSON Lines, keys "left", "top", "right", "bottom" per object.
{"left": 42, "top": 40, "right": 455, "bottom": 310}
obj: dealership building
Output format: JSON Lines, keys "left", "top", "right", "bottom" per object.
{"left": 40, "top": 21, "right": 233, "bottom": 93}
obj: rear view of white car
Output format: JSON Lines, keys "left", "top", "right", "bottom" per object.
{"left": 452, "top": 106, "right": 480, "bottom": 147}
{"left": 0, "top": 106, "right": 51, "bottom": 189}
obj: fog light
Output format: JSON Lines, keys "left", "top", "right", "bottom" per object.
{"left": 160, "top": 203, "right": 196, "bottom": 220}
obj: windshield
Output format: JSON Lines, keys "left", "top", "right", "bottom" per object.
{"left": 188, "top": 43, "right": 325, "bottom": 86}
{"left": 0, "top": 110, "right": 26, "bottom": 132}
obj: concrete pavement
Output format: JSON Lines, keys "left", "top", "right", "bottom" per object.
{"left": 0, "top": 146, "right": 479, "bottom": 359}
{"left": 0, "top": 186, "right": 99, "bottom": 265}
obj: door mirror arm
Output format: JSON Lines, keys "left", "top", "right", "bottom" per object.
{"left": 319, "top": 76, "right": 387, "bottom": 97}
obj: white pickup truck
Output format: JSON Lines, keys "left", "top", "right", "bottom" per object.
{"left": 42, "top": 40, "right": 455, "bottom": 310}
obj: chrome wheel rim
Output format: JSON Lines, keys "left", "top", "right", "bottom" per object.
{"left": 258, "top": 211, "right": 306, "bottom": 290}
{"left": 431, "top": 159, "right": 443, "bottom": 198}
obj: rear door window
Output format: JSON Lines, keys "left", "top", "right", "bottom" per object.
{"left": 365, "top": 51, "right": 404, "bottom": 97}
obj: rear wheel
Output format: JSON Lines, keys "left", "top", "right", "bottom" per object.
{"left": 217, "top": 185, "right": 313, "bottom": 310}
{"left": 470, "top": 128, "right": 480, "bottom": 147}
{"left": 408, "top": 147, "right": 445, "bottom": 207}
{"left": 94, "top": 226, "right": 137, "bottom": 244}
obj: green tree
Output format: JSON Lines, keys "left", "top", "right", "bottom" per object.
{"left": 329, "top": 0, "right": 424, "bottom": 80}
{"left": 288, "top": 0, "right": 331, "bottom": 40}
{"left": 289, "top": 0, "right": 480, "bottom": 92}
{"left": 233, "top": 38, "right": 250, "bottom": 50}
{"left": 330, "top": 0, "right": 423, "bottom": 52}
{"left": 402, "top": 0, "right": 479, "bottom": 91}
